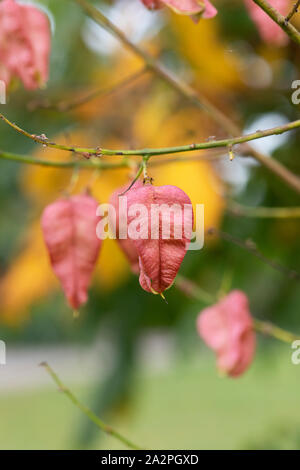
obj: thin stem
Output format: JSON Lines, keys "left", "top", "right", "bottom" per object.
{"left": 285, "top": 0, "right": 300, "bottom": 22}
{"left": 253, "top": 319, "right": 299, "bottom": 343}
{"left": 175, "top": 276, "right": 299, "bottom": 343}
{"left": 0, "top": 149, "right": 129, "bottom": 170}
{"left": 1, "top": 111, "right": 300, "bottom": 182}
{"left": 207, "top": 228, "right": 300, "bottom": 281}
{"left": 253, "top": 0, "right": 300, "bottom": 45}
{"left": 29, "top": 67, "right": 147, "bottom": 112}
{"left": 0, "top": 149, "right": 224, "bottom": 169}
{"left": 40, "top": 362, "right": 142, "bottom": 450}
{"left": 71, "top": 0, "right": 300, "bottom": 194}
{"left": 119, "top": 162, "right": 144, "bottom": 195}
{"left": 227, "top": 201, "right": 300, "bottom": 218}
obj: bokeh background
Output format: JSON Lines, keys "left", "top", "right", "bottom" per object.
{"left": 0, "top": 0, "right": 299, "bottom": 449}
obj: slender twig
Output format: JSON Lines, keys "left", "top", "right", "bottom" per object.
{"left": 253, "top": 0, "right": 300, "bottom": 45}
{"left": 175, "top": 276, "right": 299, "bottom": 343}
{"left": 28, "top": 67, "right": 147, "bottom": 112}
{"left": 285, "top": 0, "right": 300, "bottom": 22}
{"left": 71, "top": 0, "right": 300, "bottom": 194}
{"left": 227, "top": 201, "right": 300, "bottom": 218}
{"left": 0, "top": 149, "right": 224, "bottom": 169}
{"left": 1, "top": 112, "right": 300, "bottom": 174}
{"left": 253, "top": 319, "right": 299, "bottom": 343}
{"left": 207, "top": 228, "right": 300, "bottom": 280}
{"left": 0, "top": 150, "right": 130, "bottom": 170}
{"left": 40, "top": 362, "right": 142, "bottom": 450}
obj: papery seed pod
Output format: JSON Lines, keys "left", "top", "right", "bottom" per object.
{"left": 41, "top": 194, "right": 102, "bottom": 309}
{"left": 197, "top": 290, "right": 256, "bottom": 377}
{"left": 244, "top": 0, "right": 289, "bottom": 45}
{"left": 126, "top": 184, "right": 194, "bottom": 294}
{"left": 0, "top": 0, "right": 51, "bottom": 90}
{"left": 109, "top": 180, "right": 143, "bottom": 274}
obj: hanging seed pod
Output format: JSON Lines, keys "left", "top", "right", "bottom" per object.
{"left": 109, "top": 180, "right": 143, "bottom": 274}
{"left": 127, "top": 184, "right": 194, "bottom": 294}
{"left": 0, "top": 0, "right": 51, "bottom": 90}
{"left": 197, "top": 290, "right": 256, "bottom": 377}
{"left": 41, "top": 194, "right": 101, "bottom": 309}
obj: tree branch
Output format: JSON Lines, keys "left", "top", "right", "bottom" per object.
{"left": 1, "top": 112, "right": 300, "bottom": 195}
{"left": 71, "top": 0, "right": 300, "bottom": 194}
{"left": 0, "top": 149, "right": 129, "bottom": 170}
{"left": 40, "top": 362, "right": 142, "bottom": 450}
{"left": 253, "top": 0, "right": 300, "bottom": 45}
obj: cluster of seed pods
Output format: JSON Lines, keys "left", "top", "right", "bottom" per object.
{"left": 42, "top": 180, "right": 194, "bottom": 307}
{"left": 41, "top": 182, "right": 256, "bottom": 378}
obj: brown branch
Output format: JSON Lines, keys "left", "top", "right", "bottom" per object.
{"left": 28, "top": 67, "right": 147, "bottom": 112}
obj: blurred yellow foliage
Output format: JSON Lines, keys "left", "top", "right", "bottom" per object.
{"left": 0, "top": 222, "right": 57, "bottom": 325}
{"left": 169, "top": 13, "right": 241, "bottom": 91}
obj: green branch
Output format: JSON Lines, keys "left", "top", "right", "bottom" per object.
{"left": 0, "top": 149, "right": 129, "bottom": 170}
{"left": 40, "top": 362, "right": 142, "bottom": 450}
{"left": 1, "top": 112, "right": 300, "bottom": 179}
{"left": 253, "top": 0, "right": 300, "bottom": 45}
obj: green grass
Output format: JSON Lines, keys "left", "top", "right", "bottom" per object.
{"left": 1, "top": 345, "right": 300, "bottom": 449}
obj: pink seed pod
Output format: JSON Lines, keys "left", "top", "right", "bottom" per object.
{"left": 0, "top": 0, "right": 51, "bottom": 90}
{"left": 126, "top": 184, "right": 194, "bottom": 295}
{"left": 41, "top": 194, "right": 102, "bottom": 310}
{"left": 197, "top": 290, "right": 256, "bottom": 377}
{"left": 142, "top": 0, "right": 217, "bottom": 19}
{"left": 109, "top": 180, "right": 143, "bottom": 274}
{"left": 244, "top": 0, "right": 289, "bottom": 45}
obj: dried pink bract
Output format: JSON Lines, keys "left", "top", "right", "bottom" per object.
{"left": 0, "top": 0, "right": 51, "bottom": 90}
{"left": 127, "top": 184, "right": 193, "bottom": 295}
{"left": 197, "top": 290, "right": 256, "bottom": 377}
{"left": 41, "top": 194, "right": 102, "bottom": 309}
